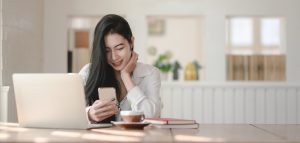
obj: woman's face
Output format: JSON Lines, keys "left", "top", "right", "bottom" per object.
{"left": 105, "top": 33, "right": 132, "bottom": 71}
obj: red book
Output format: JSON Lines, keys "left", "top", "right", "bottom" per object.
{"left": 148, "top": 123, "right": 199, "bottom": 129}
{"left": 144, "top": 118, "right": 196, "bottom": 125}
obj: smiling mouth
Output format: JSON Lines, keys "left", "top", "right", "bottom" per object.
{"left": 112, "top": 61, "right": 122, "bottom": 67}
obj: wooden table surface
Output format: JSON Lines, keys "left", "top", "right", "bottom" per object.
{"left": 0, "top": 123, "right": 299, "bottom": 142}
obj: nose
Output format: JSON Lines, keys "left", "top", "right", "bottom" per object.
{"left": 111, "top": 50, "right": 118, "bottom": 60}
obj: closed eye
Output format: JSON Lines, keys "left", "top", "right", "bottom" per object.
{"left": 116, "top": 47, "right": 124, "bottom": 50}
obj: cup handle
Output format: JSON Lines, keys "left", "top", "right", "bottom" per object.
{"left": 141, "top": 115, "right": 145, "bottom": 122}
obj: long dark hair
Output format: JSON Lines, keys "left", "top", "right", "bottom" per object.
{"left": 85, "top": 14, "right": 133, "bottom": 106}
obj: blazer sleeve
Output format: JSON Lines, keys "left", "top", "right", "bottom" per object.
{"left": 126, "top": 68, "right": 162, "bottom": 118}
{"left": 78, "top": 64, "right": 90, "bottom": 86}
{"left": 78, "top": 64, "right": 92, "bottom": 122}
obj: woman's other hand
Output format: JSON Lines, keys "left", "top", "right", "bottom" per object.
{"left": 88, "top": 100, "right": 119, "bottom": 122}
{"left": 120, "top": 52, "right": 138, "bottom": 91}
{"left": 121, "top": 51, "right": 138, "bottom": 76}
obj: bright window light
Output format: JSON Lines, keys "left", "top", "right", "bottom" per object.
{"left": 230, "top": 18, "right": 253, "bottom": 46}
{"left": 261, "top": 18, "right": 280, "bottom": 46}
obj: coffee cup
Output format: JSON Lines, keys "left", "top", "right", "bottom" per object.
{"left": 120, "top": 111, "right": 144, "bottom": 122}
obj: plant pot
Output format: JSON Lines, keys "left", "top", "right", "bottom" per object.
{"left": 160, "top": 72, "right": 168, "bottom": 81}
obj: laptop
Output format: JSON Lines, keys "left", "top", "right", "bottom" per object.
{"left": 13, "top": 73, "right": 112, "bottom": 129}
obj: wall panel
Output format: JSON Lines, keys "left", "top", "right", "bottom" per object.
{"left": 161, "top": 82, "right": 300, "bottom": 124}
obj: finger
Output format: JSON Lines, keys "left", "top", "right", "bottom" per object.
{"left": 93, "top": 100, "right": 100, "bottom": 105}
{"left": 132, "top": 52, "right": 138, "bottom": 59}
{"left": 98, "top": 111, "right": 114, "bottom": 121}
{"left": 130, "top": 52, "right": 137, "bottom": 60}
{"left": 94, "top": 113, "right": 113, "bottom": 122}
{"left": 96, "top": 109, "right": 117, "bottom": 119}
{"left": 99, "top": 104, "right": 118, "bottom": 113}
{"left": 134, "top": 53, "right": 139, "bottom": 62}
{"left": 92, "top": 100, "right": 103, "bottom": 107}
{"left": 90, "top": 109, "right": 112, "bottom": 122}
{"left": 94, "top": 105, "right": 119, "bottom": 120}
{"left": 131, "top": 52, "right": 138, "bottom": 61}
{"left": 95, "top": 104, "right": 117, "bottom": 115}
{"left": 103, "top": 101, "right": 117, "bottom": 106}
{"left": 91, "top": 100, "right": 101, "bottom": 110}
{"left": 93, "top": 100, "right": 111, "bottom": 110}
{"left": 130, "top": 53, "right": 138, "bottom": 65}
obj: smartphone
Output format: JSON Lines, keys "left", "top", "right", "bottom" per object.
{"left": 98, "top": 87, "right": 117, "bottom": 103}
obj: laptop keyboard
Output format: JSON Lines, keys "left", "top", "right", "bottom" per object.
{"left": 88, "top": 123, "right": 112, "bottom": 129}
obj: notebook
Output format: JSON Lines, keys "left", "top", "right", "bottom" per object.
{"left": 13, "top": 73, "right": 112, "bottom": 129}
{"left": 144, "top": 118, "right": 196, "bottom": 125}
{"left": 148, "top": 123, "right": 199, "bottom": 129}
{"left": 144, "top": 118, "right": 198, "bottom": 129}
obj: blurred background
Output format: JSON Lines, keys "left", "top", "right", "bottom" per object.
{"left": 1, "top": 0, "right": 300, "bottom": 123}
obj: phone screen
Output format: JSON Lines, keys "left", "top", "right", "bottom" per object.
{"left": 98, "top": 87, "right": 117, "bottom": 103}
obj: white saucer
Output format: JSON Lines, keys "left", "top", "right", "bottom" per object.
{"left": 111, "top": 121, "right": 150, "bottom": 129}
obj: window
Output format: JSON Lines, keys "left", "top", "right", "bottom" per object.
{"left": 230, "top": 18, "right": 253, "bottom": 46}
{"left": 226, "top": 17, "right": 286, "bottom": 81}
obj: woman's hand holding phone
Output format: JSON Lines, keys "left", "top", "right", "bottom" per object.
{"left": 88, "top": 99, "right": 119, "bottom": 122}
{"left": 88, "top": 88, "right": 119, "bottom": 122}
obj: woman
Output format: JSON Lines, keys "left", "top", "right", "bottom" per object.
{"left": 79, "top": 14, "right": 161, "bottom": 123}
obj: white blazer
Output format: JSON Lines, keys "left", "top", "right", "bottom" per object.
{"left": 79, "top": 62, "right": 162, "bottom": 120}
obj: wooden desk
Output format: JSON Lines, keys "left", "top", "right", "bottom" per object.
{"left": 253, "top": 125, "right": 300, "bottom": 142}
{"left": 1, "top": 123, "right": 300, "bottom": 142}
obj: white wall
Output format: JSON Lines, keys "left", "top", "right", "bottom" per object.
{"left": 147, "top": 17, "right": 204, "bottom": 69}
{"left": 0, "top": 0, "right": 3, "bottom": 121}
{"left": 44, "top": 0, "right": 300, "bottom": 82}
{"left": 2, "top": 0, "right": 44, "bottom": 122}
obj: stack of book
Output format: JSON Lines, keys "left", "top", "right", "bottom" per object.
{"left": 144, "top": 118, "right": 199, "bottom": 129}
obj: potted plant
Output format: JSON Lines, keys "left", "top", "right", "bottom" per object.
{"left": 154, "top": 52, "right": 173, "bottom": 80}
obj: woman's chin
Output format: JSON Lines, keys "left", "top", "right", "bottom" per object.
{"left": 112, "top": 66, "right": 123, "bottom": 71}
